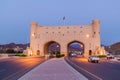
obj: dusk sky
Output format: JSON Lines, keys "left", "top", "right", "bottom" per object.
{"left": 0, "top": 0, "right": 120, "bottom": 45}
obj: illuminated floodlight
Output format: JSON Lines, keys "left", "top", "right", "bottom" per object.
{"left": 86, "top": 34, "right": 90, "bottom": 38}
{"left": 32, "top": 33, "right": 35, "bottom": 37}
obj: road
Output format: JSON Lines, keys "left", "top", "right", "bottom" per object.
{"left": 66, "top": 57, "right": 120, "bottom": 80}
{"left": 0, "top": 57, "right": 46, "bottom": 80}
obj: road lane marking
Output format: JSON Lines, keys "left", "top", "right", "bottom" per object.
{"left": 66, "top": 58, "right": 103, "bottom": 80}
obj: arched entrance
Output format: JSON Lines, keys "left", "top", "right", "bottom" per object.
{"left": 44, "top": 41, "right": 60, "bottom": 56}
{"left": 67, "top": 41, "right": 84, "bottom": 57}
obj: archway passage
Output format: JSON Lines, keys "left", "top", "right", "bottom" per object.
{"left": 68, "top": 41, "right": 84, "bottom": 57}
{"left": 44, "top": 41, "right": 60, "bottom": 57}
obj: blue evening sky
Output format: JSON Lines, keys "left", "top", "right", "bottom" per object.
{"left": 0, "top": 0, "right": 120, "bottom": 45}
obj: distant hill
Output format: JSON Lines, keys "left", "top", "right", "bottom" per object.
{"left": 105, "top": 42, "right": 120, "bottom": 55}
{"left": 0, "top": 43, "right": 29, "bottom": 50}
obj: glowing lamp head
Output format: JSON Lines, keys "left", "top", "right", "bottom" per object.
{"left": 81, "top": 45, "right": 83, "bottom": 48}
{"left": 57, "top": 45, "right": 59, "bottom": 48}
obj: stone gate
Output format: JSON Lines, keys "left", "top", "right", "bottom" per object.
{"left": 29, "top": 19, "right": 101, "bottom": 57}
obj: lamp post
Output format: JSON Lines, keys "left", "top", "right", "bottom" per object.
{"left": 108, "top": 46, "right": 111, "bottom": 53}
{"left": 57, "top": 45, "right": 59, "bottom": 48}
{"left": 56, "top": 45, "right": 59, "bottom": 54}
{"left": 80, "top": 44, "right": 83, "bottom": 55}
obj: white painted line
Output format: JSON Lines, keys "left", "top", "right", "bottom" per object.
{"left": 67, "top": 59, "right": 103, "bottom": 80}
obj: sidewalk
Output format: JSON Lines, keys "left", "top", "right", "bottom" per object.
{"left": 18, "top": 58, "right": 88, "bottom": 80}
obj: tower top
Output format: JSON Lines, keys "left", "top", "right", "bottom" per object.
{"left": 92, "top": 19, "right": 100, "bottom": 24}
{"left": 30, "top": 22, "right": 38, "bottom": 26}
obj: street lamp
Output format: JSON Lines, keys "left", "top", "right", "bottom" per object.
{"left": 56, "top": 45, "right": 59, "bottom": 54}
{"left": 57, "top": 45, "right": 59, "bottom": 48}
{"left": 80, "top": 45, "right": 83, "bottom": 48}
{"left": 108, "top": 46, "right": 111, "bottom": 53}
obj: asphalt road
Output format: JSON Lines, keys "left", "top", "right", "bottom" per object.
{"left": 0, "top": 57, "right": 46, "bottom": 80}
{"left": 66, "top": 57, "right": 120, "bottom": 80}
